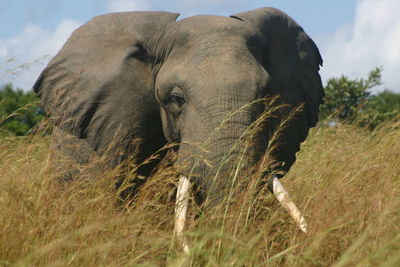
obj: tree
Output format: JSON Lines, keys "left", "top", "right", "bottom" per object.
{"left": 320, "top": 67, "right": 400, "bottom": 129}
{"left": 358, "top": 90, "right": 400, "bottom": 129}
{"left": 320, "top": 67, "right": 383, "bottom": 121}
{"left": 0, "top": 83, "right": 44, "bottom": 136}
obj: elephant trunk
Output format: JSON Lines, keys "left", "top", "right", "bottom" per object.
{"left": 177, "top": 101, "right": 265, "bottom": 208}
{"left": 198, "top": 132, "right": 255, "bottom": 208}
{"left": 173, "top": 100, "right": 309, "bottom": 252}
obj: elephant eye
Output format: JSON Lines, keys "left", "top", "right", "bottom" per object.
{"left": 169, "top": 87, "right": 185, "bottom": 107}
{"left": 170, "top": 93, "right": 185, "bottom": 106}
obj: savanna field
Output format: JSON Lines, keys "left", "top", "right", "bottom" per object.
{"left": 0, "top": 120, "right": 399, "bottom": 266}
{"left": 2, "top": 1, "right": 400, "bottom": 266}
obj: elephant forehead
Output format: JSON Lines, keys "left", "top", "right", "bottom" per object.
{"left": 167, "top": 16, "right": 262, "bottom": 66}
{"left": 159, "top": 47, "right": 267, "bottom": 89}
{"left": 177, "top": 15, "right": 247, "bottom": 30}
{"left": 157, "top": 16, "right": 268, "bottom": 94}
{"left": 174, "top": 15, "right": 256, "bottom": 42}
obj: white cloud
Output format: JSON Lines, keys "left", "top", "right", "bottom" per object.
{"left": 107, "top": 0, "right": 152, "bottom": 12}
{"left": 318, "top": 0, "right": 400, "bottom": 92}
{"left": 0, "top": 20, "right": 81, "bottom": 91}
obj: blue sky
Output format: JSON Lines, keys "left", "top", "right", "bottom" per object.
{"left": 0, "top": 1, "right": 357, "bottom": 38}
{"left": 1, "top": 0, "right": 399, "bottom": 92}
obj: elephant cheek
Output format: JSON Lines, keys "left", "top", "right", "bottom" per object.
{"left": 159, "top": 107, "right": 180, "bottom": 143}
{"left": 159, "top": 108, "right": 170, "bottom": 141}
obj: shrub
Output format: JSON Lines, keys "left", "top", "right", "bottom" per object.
{"left": 0, "top": 83, "right": 44, "bottom": 136}
{"left": 320, "top": 67, "right": 400, "bottom": 129}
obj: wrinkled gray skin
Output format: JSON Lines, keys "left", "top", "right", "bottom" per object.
{"left": 34, "top": 7, "right": 323, "bottom": 206}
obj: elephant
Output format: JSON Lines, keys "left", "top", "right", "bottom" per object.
{"left": 34, "top": 7, "right": 323, "bottom": 250}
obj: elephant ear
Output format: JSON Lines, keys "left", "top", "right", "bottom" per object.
{"left": 231, "top": 8, "right": 324, "bottom": 173}
{"left": 34, "top": 12, "right": 179, "bottom": 166}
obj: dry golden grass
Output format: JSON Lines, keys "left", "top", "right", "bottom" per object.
{"left": 0, "top": 121, "right": 399, "bottom": 266}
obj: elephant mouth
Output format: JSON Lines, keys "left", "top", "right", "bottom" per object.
{"left": 173, "top": 173, "right": 308, "bottom": 253}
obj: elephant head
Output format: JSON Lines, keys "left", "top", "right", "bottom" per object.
{"left": 34, "top": 8, "right": 323, "bottom": 238}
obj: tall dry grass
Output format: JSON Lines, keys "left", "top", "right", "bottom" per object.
{"left": 0, "top": 121, "right": 399, "bottom": 266}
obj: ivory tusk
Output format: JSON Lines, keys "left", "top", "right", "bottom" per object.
{"left": 270, "top": 176, "right": 308, "bottom": 233}
{"left": 174, "top": 175, "right": 191, "bottom": 253}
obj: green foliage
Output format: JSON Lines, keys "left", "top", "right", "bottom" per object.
{"left": 320, "top": 67, "right": 400, "bottom": 129}
{"left": 0, "top": 83, "right": 44, "bottom": 136}
{"left": 358, "top": 90, "right": 400, "bottom": 129}
{"left": 320, "top": 67, "right": 382, "bottom": 121}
